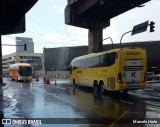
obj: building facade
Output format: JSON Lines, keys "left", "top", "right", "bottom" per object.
{"left": 2, "top": 52, "right": 42, "bottom": 75}
{"left": 16, "top": 37, "right": 34, "bottom": 53}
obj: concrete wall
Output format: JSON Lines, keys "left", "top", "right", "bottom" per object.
{"left": 44, "top": 46, "right": 88, "bottom": 71}
{"left": 44, "top": 41, "right": 160, "bottom": 75}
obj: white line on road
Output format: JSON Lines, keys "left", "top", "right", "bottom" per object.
{"left": 54, "top": 86, "right": 66, "bottom": 90}
{"left": 119, "top": 100, "right": 133, "bottom": 105}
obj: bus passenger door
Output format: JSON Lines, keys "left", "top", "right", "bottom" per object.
{"left": 76, "top": 70, "right": 82, "bottom": 84}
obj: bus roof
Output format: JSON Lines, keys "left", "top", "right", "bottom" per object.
{"left": 9, "top": 63, "right": 31, "bottom": 69}
{"left": 71, "top": 47, "right": 144, "bottom": 62}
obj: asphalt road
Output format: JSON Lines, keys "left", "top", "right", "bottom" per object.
{"left": 1, "top": 78, "right": 160, "bottom": 127}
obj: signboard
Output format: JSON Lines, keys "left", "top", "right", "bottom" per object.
{"left": 131, "top": 21, "right": 149, "bottom": 35}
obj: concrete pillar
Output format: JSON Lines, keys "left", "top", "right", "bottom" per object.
{"left": 0, "top": 35, "right": 3, "bottom": 85}
{"left": 88, "top": 27, "right": 103, "bottom": 53}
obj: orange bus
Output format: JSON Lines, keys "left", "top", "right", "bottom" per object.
{"left": 9, "top": 63, "right": 32, "bottom": 82}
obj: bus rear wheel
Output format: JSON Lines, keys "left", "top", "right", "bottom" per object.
{"left": 122, "top": 90, "right": 128, "bottom": 95}
{"left": 97, "top": 81, "right": 105, "bottom": 95}
{"left": 93, "top": 80, "right": 98, "bottom": 93}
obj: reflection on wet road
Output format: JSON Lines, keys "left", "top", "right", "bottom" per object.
{"left": 1, "top": 78, "right": 160, "bottom": 127}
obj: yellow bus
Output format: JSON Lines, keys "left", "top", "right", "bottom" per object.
{"left": 69, "top": 48, "right": 147, "bottom": 93}
{"left": 9, "top": 63, "right": 32, "bottom": 82}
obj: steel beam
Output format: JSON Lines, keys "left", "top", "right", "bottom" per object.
{"left": 77, "top": 0, "right": 98, "bottom": 15}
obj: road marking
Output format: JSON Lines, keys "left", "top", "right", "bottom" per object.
{"left": 119, "top": 100, "right": 133, "bottom": 105}
{"left": 103, "top": 96, "right": 110, "bottom": 99}
{"left": 55, "top": 86, "right": 66, "bottom": 90}
{"left": 102, "top": 96, "right": 133, "bottom": 105}
{"left": 109, "top": 109, "right": 130, "bottom": 127}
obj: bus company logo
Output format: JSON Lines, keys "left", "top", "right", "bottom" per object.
{"left": 131, "top": 71, "right": 137, "bottom": 78}
{"left": 2, "top": 119, "right": 11, "bottom": 124}
{"left": 126, "top": 52, "right": 141, "bottom": 55}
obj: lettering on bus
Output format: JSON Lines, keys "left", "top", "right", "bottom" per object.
{"left": 77, "top": 70, "right": 82, "bottom": 73}
{"left": 131, "top": 61, "right": 138, "bottom": 64}
{"left": 131, "top": 71, "right": 137, "bottom": 78}
{"left": 126, "top": 52, "right": 141, "bottom": 55}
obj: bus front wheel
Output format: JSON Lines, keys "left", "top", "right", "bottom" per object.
{"left": 11, "top": 77, "right": 14, "bottom": 81}
{"left": 16, "top": 77, "right": 19, "bottom": 82}
{"left": 73, "top": 79, "right": 77, "bottom": 89}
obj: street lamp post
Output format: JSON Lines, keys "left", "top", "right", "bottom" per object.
{"left": 120, "top": 21, "right": 150, "bottom": 48}
{"left": 120, "top": 30, "right": 132, "bottom": 48}
{"left": 103, "top": 37, "right": 114, "bottom": 49}
{"left": 51, "top": 67, "right": 53, "bottom": 78}
{"left": 0, "top": 35, "right": 6, "bottom": 86}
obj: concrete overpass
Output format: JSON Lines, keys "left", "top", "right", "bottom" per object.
{"left": 0, "top": 0, "right": 38, "bottom": 35}
{"left": 0, "top": 0, "right": 38, "bottom": 85}
{"left": 65, "top": 0, "right": 151, "bottom": 53}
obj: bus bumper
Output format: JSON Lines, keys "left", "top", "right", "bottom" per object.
{"left": 126, "top": 83, "right": 145, "bottom": 90}
{"left": 20, "top": 76, "right": 32, "bottom": 81}
{"left": 126, "top": 84, "right": 140, "bottom": 90}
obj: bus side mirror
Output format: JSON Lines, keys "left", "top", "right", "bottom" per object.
{"left": 68, "top": 65, "right": 72, "bottom": 74}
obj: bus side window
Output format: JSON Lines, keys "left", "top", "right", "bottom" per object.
{"left": 107, "top": 52, "right": 116, "bottom": 66}
{"left": 116, "top": 53, "right": 118, "bottom": 59}
{"left": 102, "top": 52, "right": 116, "bottom": 67}
{"left": 94, "top": 56, "right": 100, "bottom": 67}
{"left": 101, "top": 55, "right": 107, "bottom": 67}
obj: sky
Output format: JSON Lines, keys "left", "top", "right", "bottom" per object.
{"left": 2, "top": 0, "right": 160, "bottom": 55}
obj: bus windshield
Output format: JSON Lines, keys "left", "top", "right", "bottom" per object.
{"left": 19, "top": 67, "right": 32, "bottom": 76}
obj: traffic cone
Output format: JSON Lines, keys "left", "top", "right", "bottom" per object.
{"left": 46, "top": 78, "right": 50, "bottom": 85}
{"left": 36, "top": 76, "right": 39, "bottom": 82}
{"left": 43, "top": 76, "right": 46, "bottom": 83}
{"left": 55, "top": 80, "right": 57, "bottom": 86}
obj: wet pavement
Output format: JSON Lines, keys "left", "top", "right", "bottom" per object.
{"left": 1, "top": 78, "right": 160, "bottom": 127}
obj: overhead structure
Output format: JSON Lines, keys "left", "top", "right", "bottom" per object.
{"left": 0, "top": 0, "right": 38, "bottom": 86}
{"left": 0, "top": 0, "right": 38, "bottom": 35}
{"left": 65, "top": 0, "right": 151, "bottom": 53}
